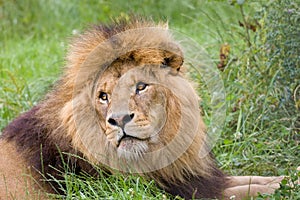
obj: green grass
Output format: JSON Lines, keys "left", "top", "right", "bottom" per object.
{"left": 1, "top": 0, "right": 299, "bottom": 199}
{"left": 46, "top": 156, "right": 174, "bottom": 200}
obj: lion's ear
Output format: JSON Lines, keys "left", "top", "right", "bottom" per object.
{"left": 159, "top": 41, "right": 184, "bottom": 75}
{"left": 162, "top": 50, "right": 184, "bottom": 75}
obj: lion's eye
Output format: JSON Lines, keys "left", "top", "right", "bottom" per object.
{"left": 99, "top": 92, "right": 108, "bottom": 103}
{"left": 136, "top": 82, "right": 148, "bottom": 94}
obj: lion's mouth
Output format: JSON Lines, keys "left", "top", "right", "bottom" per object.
{"left": 116, "top": 133, "right": 145, "bottom": 148}
{"left": 116, "top": 130, "right": 150, "bottom": 159}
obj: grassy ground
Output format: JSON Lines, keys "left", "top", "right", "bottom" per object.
{"left": 1, "top": 0, "right": 299, "bottom": 199}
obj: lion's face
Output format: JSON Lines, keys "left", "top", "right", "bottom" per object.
{"left": 60, "top": 30, "right": 202, "bottom": 172}
{"left": 95, "top": 64, "right": 173, "bottom": 160}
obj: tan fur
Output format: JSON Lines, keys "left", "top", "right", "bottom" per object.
{"left": 0, "top": 140, "right": 48, "bottom": 200}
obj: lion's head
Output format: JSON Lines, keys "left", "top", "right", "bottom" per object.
{"left": 37, "top": 18, "right": 216, "bottom": 190}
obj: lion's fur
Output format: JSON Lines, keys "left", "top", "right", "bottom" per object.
{"left": 1, "top": 17, "right": 283, "bottom": 200}
{"left": 0, "top": 140, "right": 49, "bottom": 199}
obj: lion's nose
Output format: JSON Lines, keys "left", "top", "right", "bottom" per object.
{"left": 107, "top": 113, "right": 134, "bottom": 129}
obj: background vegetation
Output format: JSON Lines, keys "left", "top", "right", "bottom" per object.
{"left": 0, "top": 0, "right": 299, "bottom": 199}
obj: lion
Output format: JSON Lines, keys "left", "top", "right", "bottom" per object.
{"left": 0, "top": 17, "right": 284, "bottom": 199}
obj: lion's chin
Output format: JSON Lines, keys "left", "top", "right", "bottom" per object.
{"left": 117, "top": 138, "right": 148, "bottom": 161}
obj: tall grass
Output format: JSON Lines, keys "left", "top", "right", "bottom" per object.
{"left": 1, "top": 0, "right": 299, "bottom": 199}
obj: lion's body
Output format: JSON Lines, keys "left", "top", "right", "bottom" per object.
{"left": 0, "top": 140, "right": 37, "bottom": 199}
{"left": 0, "top": 18, "right": 282, "bottom": 199}
{"left": 0, "top": 139, "right": 60, "bottom": 200}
